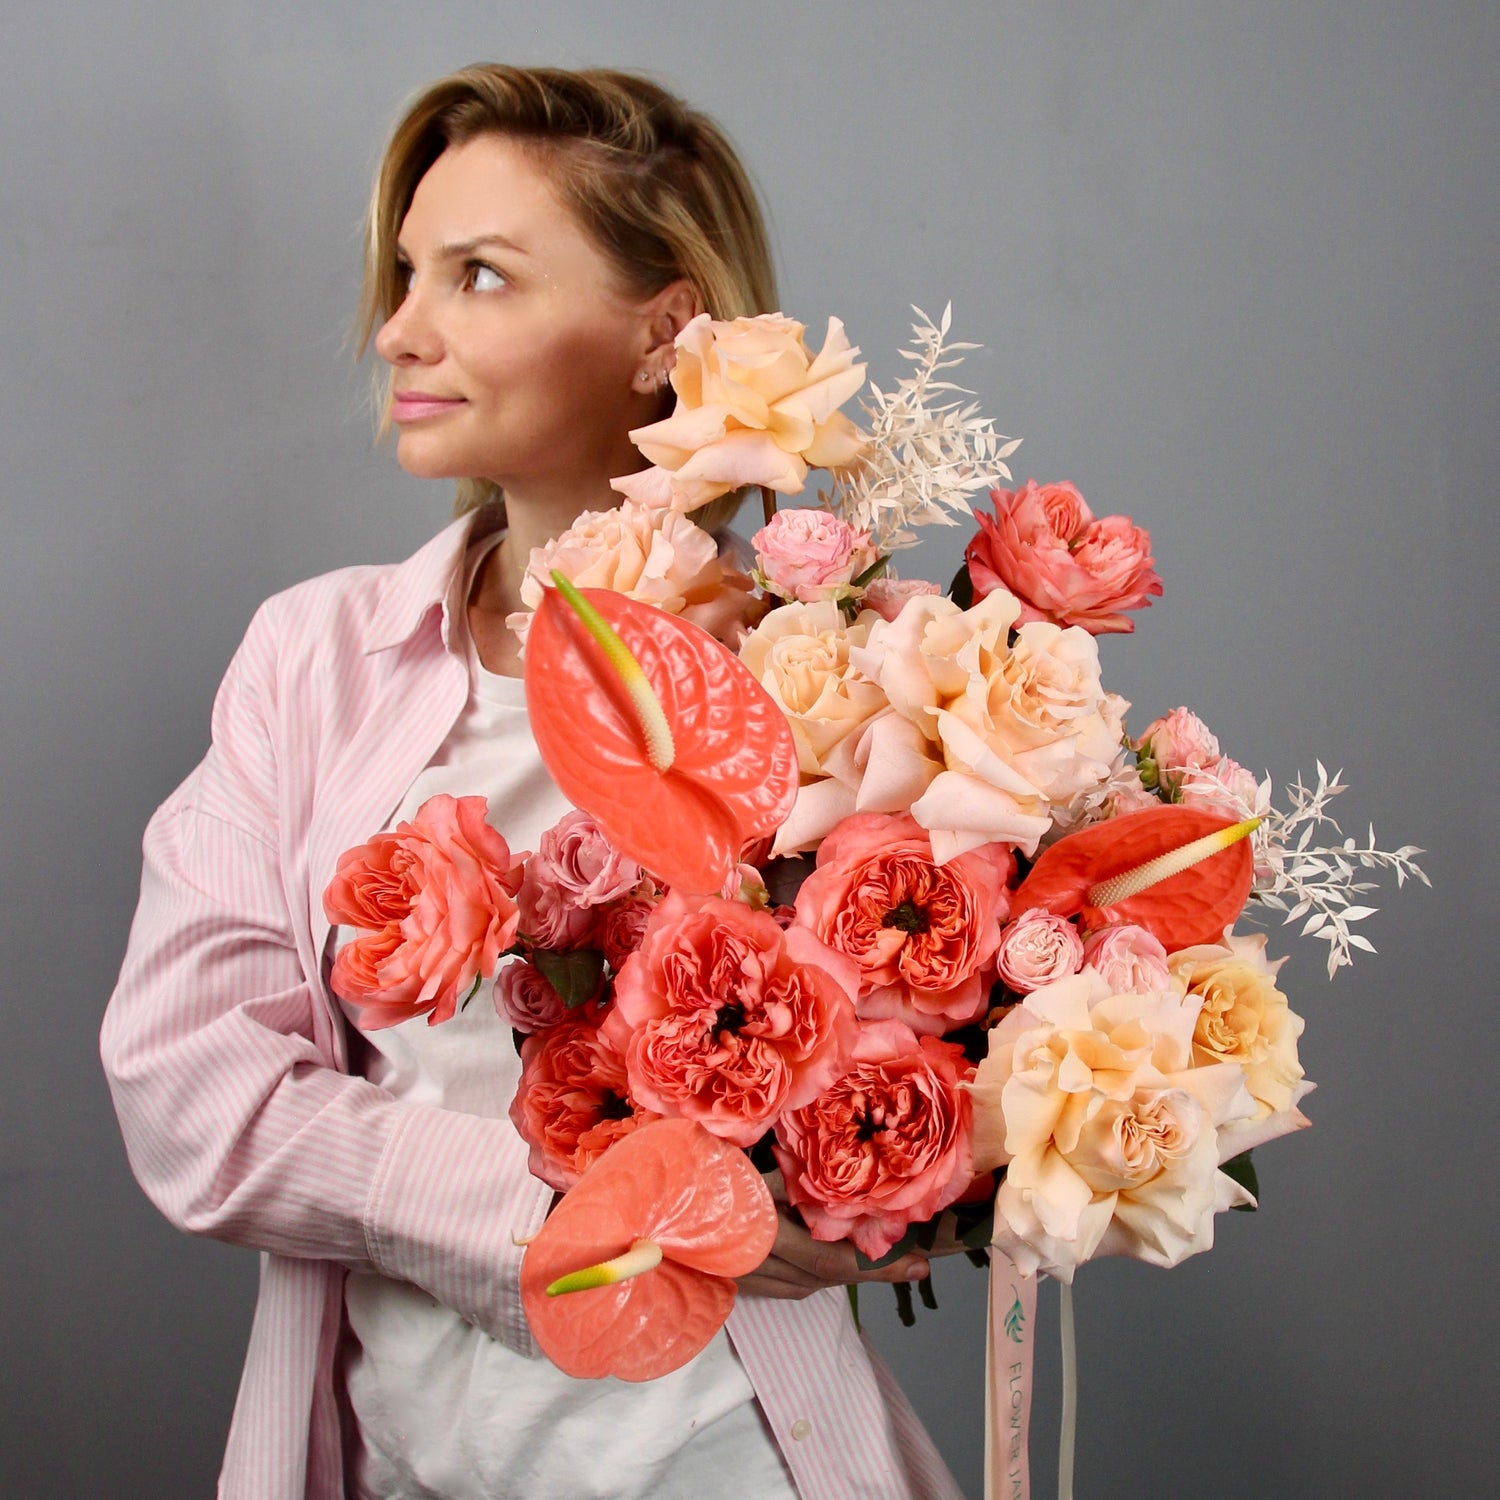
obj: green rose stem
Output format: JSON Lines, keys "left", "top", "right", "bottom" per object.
{"left": 760, "top": 483, "right": 777, "bottom": 527}
{"left": 1086, "top": 816, "right": 1261, "bottom": 909}
{"left": 1058, "top": 1281, "right": 1077, "bottom": 1500}
{"left": 549, "top": 571, "right": 675, "bottom": 773}
{"left": 545, "top": 1238, "right": 663, "bottom": 1296}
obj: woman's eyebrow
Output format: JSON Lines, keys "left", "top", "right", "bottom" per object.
{"left": 396, "top": 232, "right": 530, "bottom": 262}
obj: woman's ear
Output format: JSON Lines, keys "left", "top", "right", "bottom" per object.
{"left": 643, "top": 279, "right": 703, "bottom": 359}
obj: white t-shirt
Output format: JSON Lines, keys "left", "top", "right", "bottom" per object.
{"left": 336, "top": 537, "right": 799, "bottom": 1500}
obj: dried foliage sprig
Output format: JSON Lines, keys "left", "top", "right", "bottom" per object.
{"left": 826, "top": 304, "right": 1021, "bottom": 553}
{"left": 1181, "top": 761, "right": 1429, "bottom": 978}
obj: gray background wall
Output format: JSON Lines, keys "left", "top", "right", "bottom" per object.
{"left": 3, "top": 2, "right": 1495, "bottom": 1495}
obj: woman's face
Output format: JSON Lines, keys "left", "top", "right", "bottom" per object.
{"left": 375, "top": 134, "right": 666, "bottom": 494}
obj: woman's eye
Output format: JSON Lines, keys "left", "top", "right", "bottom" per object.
{"left": 466, "top": 261, "right": 506, "bottom": 293}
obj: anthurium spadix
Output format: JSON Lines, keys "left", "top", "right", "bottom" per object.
{"left": 524, "top": 576, "right": 798, "bottom": 896}
{"left": 1009, "top": 805, "right": 1259, "bottom": 950}
{"left": 520, "top": 1119, "right": 778, "bottom": 1381}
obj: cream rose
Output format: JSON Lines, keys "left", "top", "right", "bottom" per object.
{"left": 847, "top": 591, "right": 1125, "bottom": 861}
{"left": 507, "top": 502, "right": 756, "bottom": 647}
{"left": 1168, "top": 934, "right": 1308, "bottom": 1122}
{"left": 626, "top": 312, "right": 868, "bottom": 508}
{"left": 967, "top": 970, "right": 1258, "bottom": 1280}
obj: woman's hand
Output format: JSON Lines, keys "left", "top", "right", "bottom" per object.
{"left": 734, "top": 1173, "right": 969, "bottom": 1300}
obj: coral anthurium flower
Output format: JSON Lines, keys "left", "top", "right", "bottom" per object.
{"left": 525, "top": 580, "right": 798, "bottom": 895}
{"left": 1010, "top": 805, "right": 1257, "bottom": 950}
{"left": 520, "top": 1118, "right": 778, "bottom": 1381}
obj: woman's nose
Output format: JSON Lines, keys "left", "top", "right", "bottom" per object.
{"left": 375, "top": 281, "right": 443, "bottom": 366}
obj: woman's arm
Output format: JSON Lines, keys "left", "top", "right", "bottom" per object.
{"left": 100, "top": 602, "right": 550, "bottom": 1355}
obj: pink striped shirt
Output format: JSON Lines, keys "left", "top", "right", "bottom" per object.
{"left": 101, "top": 508, "right": 963, "bottom": 1500}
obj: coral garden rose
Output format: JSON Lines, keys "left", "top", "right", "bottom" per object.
{"left": 507, "top": 501, "right": 758, "bottom": 647}
{"left": 738, "top": 601, "right": 888, "bottom": 786}
{"left": 509, "top": 1018, "right": 658, "bottom": 1190}
{"left": 1080, "top": 924, "right": 1173, "bottom": 996}
{"left": 492, "top": 959, "right": 570, "bottom": 1034}
{"left": 751, "top": 508, "right": 877, "bottom": 604}
{"left": 994, "top": 910, "right": 1085, "bottom": 994}
{"left": 1168, "top": 934, "right": 1310, "bottom": 1128}
{"left": 773, "top": 1019, "right": 976, "bottom": 1260}
{"left": 848, "top": 591, "right": 1127, "bottom": 861}
{"left": 603, "top": 892, "right": 861, "bottom": 1147}
{"left": 793, "top": 812, "right": 1014, "bottom": 1034}
{"left": 324, "top": 793, "right": 525, "bottom": 1029}
{"left": 626, "top": 312, "right": 868, "bottom": 509}
{"left": 966, "top": 480, "right": 1162, "bottom": 635}
{"left": 967, "top": 969, "right": 1259, "bottom": 1280}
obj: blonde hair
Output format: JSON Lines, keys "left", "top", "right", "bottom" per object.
{"left": 357, "top": 64, "right": 778, "bottom": 528}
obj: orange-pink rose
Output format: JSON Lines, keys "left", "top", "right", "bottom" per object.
{"left": 772, "top": 1019, "right": 976, "bottom": 1259}
{"left": 509, "top": 1017, "right": 659, "bottom": 1190}
{"left": 324, "top": 793, "right": 525, "bottom": 1029}
{"left": 603, "top": 892, "right": 861, "bottom": 1147}
{"left": 792, "top": 812, "right": 1014, "bottom": 1034}
{"left": 966, "top": 480, "right": 1162, "bottom": 635}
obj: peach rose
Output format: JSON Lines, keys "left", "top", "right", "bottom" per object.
{"left": 773, "top": 1019, "right": 975, "bottom": 1260}
{"left": 751, "top": 508, "right": 877, "bottom": 604}
{"left": 507, "top": 501, "right": 759, "bottom": 648}
{"left": 324, "top": 793, "right": 525, "bottom": 1029}
{"left": 738, "top": 601, "right": 888, "bottom": 783}
{"left": 848, "top": 591, "right": 1127, "bottom": 860}
{"left": 492, "top": 959, "right": 569, "bottom": 1034}
{"left": 509, "top": 1018, "right": 658, "bottom": 1190}
{"left": 604, "top": 892, "right": 861, "bottom": 1147}
{"left": 861, "top": 575, "right": 942, "bottom": 623}
{"left": 994, "top": 910, "right": 1084, "bottom": 994}
{"left": 792, "top": 812, "right": 1014, "bottom": 1034}
{"left": 1168, "top": 934, "right": 1309, "bottom": 1126}
{"left": 626, "top": 312, "right": 868, "bottom": 507}
{"left": 966, "top": 480, "right": 1162, "bottom": 635}
{"left": 967, "top": 970, "right": 1258, "bottom": 1279}
{"left": 1081, "top": 924, "right": 1173, "bottom": 995}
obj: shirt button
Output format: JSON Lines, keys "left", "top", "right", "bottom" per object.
{"left": 790, "top": 1418, "right": 813, "bottom": 1442}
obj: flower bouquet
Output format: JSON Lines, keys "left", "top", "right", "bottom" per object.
{"left": 326, "top": 307, "right": 1425, "bottom": 1497}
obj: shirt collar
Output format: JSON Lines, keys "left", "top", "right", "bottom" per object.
{"left": 364, "top": 503, "right": 507, "bottom": 655}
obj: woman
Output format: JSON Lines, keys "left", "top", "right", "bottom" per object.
{"left": 102, "top": 65, "right": 962, "bottom": 1500}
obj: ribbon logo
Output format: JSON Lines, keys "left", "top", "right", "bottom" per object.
{"left": 1004, "top": 1287, "right": 1026, "bottom": 1344}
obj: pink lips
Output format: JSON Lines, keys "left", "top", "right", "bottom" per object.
{"left": 391, "top": 392, "right": 466, "bottom": 422}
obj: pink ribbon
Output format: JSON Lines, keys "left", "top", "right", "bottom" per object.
{"left": 984, "top": 1252, "right": 1037, "bottom": 1500}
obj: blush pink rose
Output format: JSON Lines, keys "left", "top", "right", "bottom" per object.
{"left": 994, "top": 909, "right": 1085, "bottom": 994}
{"left": 772, "top": 1019, "right": 975, "bottom": 1260}
{"left": 1135, "top": 706, "right": 1221, "bottom": 793}
{"left": 1177, "top": 756, "right": 1264, "bottom": 821}
{"left": 751, "top": 508, "right": 877, "bottom": 604}
{"left": 509, "top": 1018, "right": 659, "bottom": 1190}
{"left": 492, "top": 959, "right": 570, "bottom": 1034}
{"left": 860, "top": 576, "right": 942, "bottom": 622}
{"left": 966, "top": 480, "right": 1162, "bottom": 635}
{"left": 1081, "top": 924, "right": 1173, "bottom": 995}
{"left": 597, "top": 895, "right": 659, "bottom": 971}
{"left": 603, "top": 892, "right": 861, "bottom": 1147}
{"left": 324, "top": 793, "right": 525, "bottom": 1029}
{"left": 793, "top": 812, "right": 1015, "bottom": 1035}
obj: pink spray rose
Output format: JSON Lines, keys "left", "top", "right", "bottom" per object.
{"left": 793, "top": 812, "right": 1015, "bottom": 1035}
{"left": 324, "top": 794, "right": 525, "bottom": 1029}
{"left": 994, "top": 909, "right": 1086, "bottom": 994}
{"left": 966, "top": 480, "right": 1162, "bottom": 635}
{"left": 751, "top": 508, "right": 877, "bottom": 604}
{"left": 509, "top": 1018, "right": 659, "bottom": 1190}
{"left": 604, "top": 892, "right": 862, "bottom": 1147}
{"left": 516, "top": 810, "right": 649, "bottom": 952}
{"left": 597, "top": 895, "right": 659, "bottom": 971}
{"left": 1080, "top": 924, "right": 1173, "bottom": 995}
{"left": 860, "top": 575, "right": 942, "bottom": 622}
{"left": 492, "top": 959, "right": 570, "bottom": 1034}
{"left": 1135, "top": 706, "right": 1221, "bottom": 794}
{"left": 773, "top": 1019, "right": 975, "bottom": 1260}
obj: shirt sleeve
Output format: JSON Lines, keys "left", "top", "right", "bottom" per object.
{"left": 100, "top": 600, "right": 551, "bottom": 1357}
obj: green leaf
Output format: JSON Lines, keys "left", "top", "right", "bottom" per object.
{"left": 846, "top": 1283, "right": 861, "bottom": 1329}
{"left": 959, "top": 1209, "right": 995, "bottom": 1250}
{"left": 948, "top": 562, "right": 974, "bottom": 609}
{"left": 854, "top": 1225, "right": 922, "bottom": 1271}
{"left": 531, "top": 948, "right": 606, "bottom": 1009}
{"left": 1221, "top": 1150, "right": 1259, "bottom": 1211}
{"left": 851, "top": 553, "right": 891, "bottom": 589}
